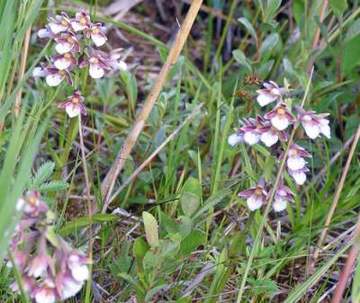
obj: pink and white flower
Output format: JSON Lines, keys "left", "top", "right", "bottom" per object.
{"left": 58, "top": 90, "right": 86, "bottom": 118}
{"left": 239, "top": 116, "right": 266, "bottom": 145}
{"left": 47, "top": 13, "right": 72, "bottom": 34}
{"left": 288, "top": 166, "right": 309, "bottom": 185}
{"left": 80, "top": 49, "right": 113, "bottom": 79}
{"left": 85, "top": 23, "right": 107, "bottom": 47}
{"left": 259, "top": 121, "right": 288, "bottom": 147}
{"left": 37, "top": 26, "right": 54, "bottom": 39}
{"left": 228, "top": 131, "right": 244, "bottom": 146}
{"left": 238, "top": 179, "right": 268, "bottom": 211}
{"left": 297, "top": 108, "right": 331, "bottom": 139}
{"left": 273, "top": 184, "right": 294, "bottom": 212}
{"left": 70, "top": 11, "right": 91, "bottom": 32}
{"left": 264, "top": 102, "right": 295, "bottom": 131}
{"left": 256, "top": 81, "right": 285, "bottom": 107}
{"left": 44, "top": 67, "right": 72, "bottom": 87}
{"left": 54, "top": 32, "right": 80, "bottom": 54}
{"left": 286, "top": 144, "right": 311, "bottom": 171}
{"left": 53, "top": 52, "right": 77, "bottom": 70}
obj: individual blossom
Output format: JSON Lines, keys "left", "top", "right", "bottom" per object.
{"left": 58, "top": 90, "right": 86, "bottom": 118}
{"left": 288, "top": 166, "right": 309, "bottom": 185}
{"left": 228, "top": 130, "right": 244, "bottom": 146}
{"left": 33, "top": 279, "right": 57, "bottom": 303}
{"left": 85, "top": 23, "right": 107, "bottom": 47}
{"left": 256, "top": 81, "right": 285, "bottom": 107}
{"left": 70, "top": 10, "right": 91, "bottom": 32}
{"left": 273, "top": 184, "right": 294, "bottom": 212}
{"left": 80, "top": 49, "right": 113, "bottom": 79}
{"left": 53, "top": 52, "right": 77, "bottom": 70}
{"left": 259, "top": 120, "right": 288, "bottom": 147}
{"left": 44, "top": 67, "right": 72, "bottom": 87}
{"left": 47, "top": 12, "right": 72, "bottom": 34}
{"left": 54, "top": 32, "right": 81, "bottom": 54}
{"left": 238, "top": 116, "right": 267, "bottom": 145}
{"left": 37, "top": 26, "right": 54, "bottom": 39}
{"left": 286, "top": 143, "right": 311, "bottom": 171}
{"left": 238, "top": 179, "right": 268, "bottom": 211}
{"left": 296, "top": 107, "right": 331, "bottom": 139}
{"left": 264, "top": 102, "right": 295, "bottom": 131}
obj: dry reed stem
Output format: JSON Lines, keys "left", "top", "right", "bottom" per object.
{"left": 14, "top": 27, "right": 32, "bottom": 116}
{"left": 101, "top": 0, "right": 203, "bottom": 208}
{"left": 310, "top": 125, "right": 360, "bottom": 271}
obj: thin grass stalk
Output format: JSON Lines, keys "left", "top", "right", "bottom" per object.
{"left": 101, "top": 0, "right": 204, "bottom": 207}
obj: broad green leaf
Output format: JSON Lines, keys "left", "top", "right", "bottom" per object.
{"left": 180, "top": 177, "right": 202, "bottom": 217}
{"left": 179, "top": 230, "right": 206, "bottom": 256}
{"left": 232, "top": 49, "right": 253, "bottom": 73}
{"left": 342, "top": 35, "right": 360, "bottom": 75}
{"left": 345, "top": 18, "right": 360, "bottom": 42}
{"left": 142, "top": 211, "right": 159, "bottom": 247}
{"left": 238, "top": 17, "right": 257, "bottom": 43}
{"left": 260, "top": 33, "right": 280, "bottom": 58}
{"left": 264, "top": 0, "right": 282, "bottom": 21}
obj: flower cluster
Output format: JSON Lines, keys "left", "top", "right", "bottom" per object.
{"left": 33, "top": 11, "right": 127, "bottom": 118}
{"left": 7, "top": 191, "right": 90, "bottom": 302}
{"left": 229, "top": 80, "right": 330, "bottom": 212}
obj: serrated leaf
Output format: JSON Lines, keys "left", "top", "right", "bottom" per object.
{"left": 232, "top": 49, "right": 252, "bottom": 73}
{"left": 39, "top": 180, "right": 68, "bottom": 192}
{"left": 180, "top": 177, "right": 201, "bottom": 217}
{"left": 32, "top": 161, "right": 55, "bottom": 187}
{"left": 142, "top": 211, "right": 159, "bottom": 247}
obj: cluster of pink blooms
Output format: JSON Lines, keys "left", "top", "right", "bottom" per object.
{"left": 228, "top": 80, "right": 331, "bottom": 212}
{"left": 33, "top": 11, "right": 127, "bottom": 118}
{"left": 7, "top": 191, "right": 90, "bottom": 302}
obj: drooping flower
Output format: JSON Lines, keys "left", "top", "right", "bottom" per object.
{"left": 288, "top": 166, "right": 309, "bottom": 185}
{"left": 259, "top": 121, "right": 288, "bottom": 147}
{"left": 54, "top": 32, "right": 80, "bottom": 54}
{"left": 296, "top": 107, "right": 331, "bottom": 139}
{"left": 44, "top": 67, "right": 72, "bottom": 87}
{"left": 58, "top": 90, "right": 86, "bottom": 118}
{"left": 264, "top": 102, "right": 295, "bottom": 131}
{"left": 286, "top": 144, "right": 311, "bottom": 171}
{"left": 238, "top": 116, "right": 267, "bottom": 145}
{"left": 273, "top": 184, "right": 294, "bottom": 212}
{"left": 238, "top": 179, "right": 268, "bottom": 211}
{"left": 70, "top": 10, "right": 91, "bottom": 32}
{"left": 80, "top": 49, "right": 113, "bottom": 79}
{"left": 53, "top": 52, "right": 77, "bottom": 70}
{"left": 85, "top": 23, "right": 107, "bottom": 47}
{"left": 256, "top": 81, "right": 285, "bottom": 107}
{"left": 47, "top": 12, "right": 72, "bottom": 34}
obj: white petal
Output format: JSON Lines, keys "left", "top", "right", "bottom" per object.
{"left": 287, "top": 156, "right": 305, "bottom": 170}
{"left": 246, "top": 195, "right": 263, "bottom": 211}
{"left": 65, "top": 104, "right": 81, "bottom": 118}
{"left": 228, "top": 133, "right": 243, "bottom": 146}
{"left": 71, "top": 264, "right": 89, "bottom": 282}
{"left": 260, "top": 131, "right": 278, "bottom": 147}
{"left": 33, "top": 67, "right": 45, "bottom": 77}
{"left": 35, "top": 291, "right": 55, "bottom": 303}
{"left": 91, "top": 33, "right": 107, "bottom": 47}
{"left": 89, "top": 64, "right": 104, "bottom": 79}
{"left": 117, "top": 60, "right": 128, "bottom": 71}
{"left": 48, "top": 22, "right": 67, "bottom": 34}
{"left": 16, "top": 198, "right": 25, "bottom": 211}
{"left": 55, "top": 42, "right": 72, "bottom": 54}
{"left": 257, "top": 94, "right": 276, "bottom": 107}
{"left": 290, "top": 170, "right": 306, "bottom": 185}
{"left": 37, "top": 28, "right": 51, "bottom": 38}
{"left": 273, "top": 198, "right": 287, "bottom": 212}
{"left": 61, "top": 279, "right": 83, "bottom": 300}
{"left": 302, "top": 122, "right": 320, "bottom": 139}
{"left": 243, "top": 132, "right": 260, "bottom": 145}
{"left": 319, "top": 120, "right": 331, "bottom": 139}
{"left": 71, "top": 21, "right": 86, "bottom": 32}
{"left": 46, "top": 74, "right": 63, "bottom": 87}
{"left": 271, "top": 116, "right": 289, "bottom": 131}
{"left": 54, "top": 58, "right": 71, "bottom": 70}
